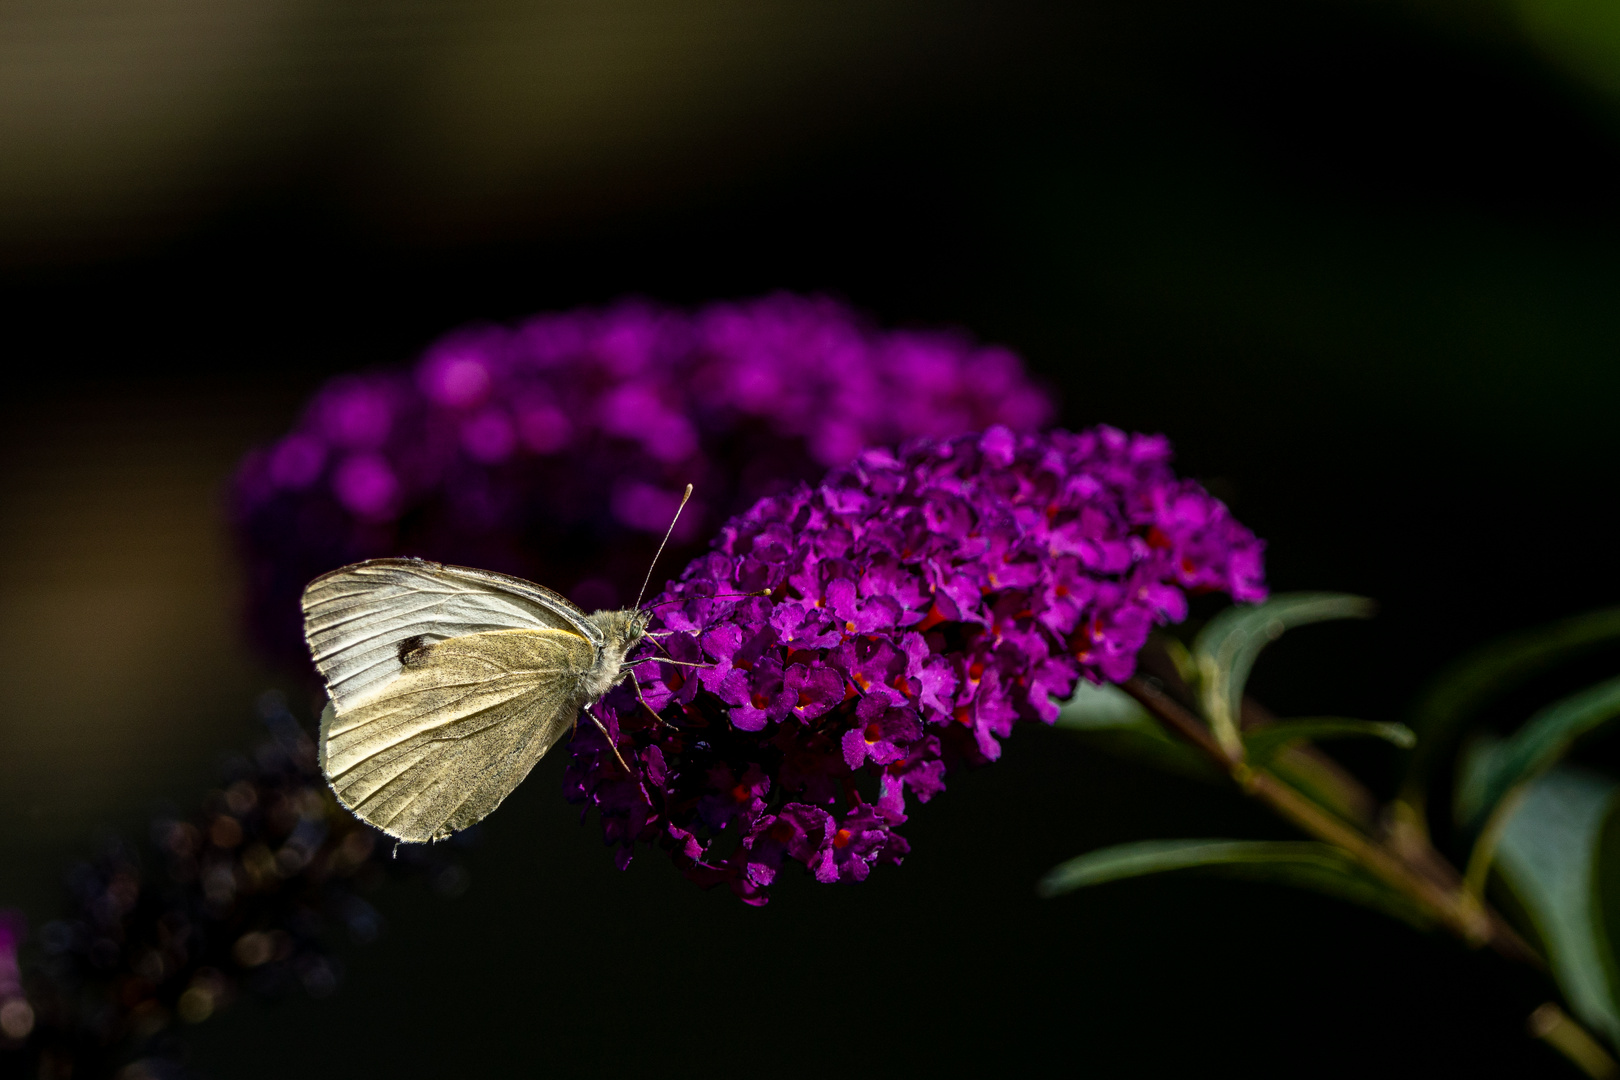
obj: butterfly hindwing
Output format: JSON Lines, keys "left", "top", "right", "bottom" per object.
{"left": 302, "top": 558, "right": 599, "bottom": 712}
{"left": 321, "top": 628, "right": 597, "bottom": 842}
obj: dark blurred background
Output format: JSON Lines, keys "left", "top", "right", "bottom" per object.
{"left": 4, "top": 0, "right": 1620, "bottom": 1074}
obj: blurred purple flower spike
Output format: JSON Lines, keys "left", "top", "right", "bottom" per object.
{"left": 0, "top": 910, "right": 29, "bottom": 1046}
{"left": 567, "top": 426, "right": 1267, "bottom": 904}
{"left": 232, "top": 293, "right": 1055, "bottom": 666}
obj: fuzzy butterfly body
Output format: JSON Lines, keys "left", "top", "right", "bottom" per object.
{"left": 302, "top": 558, "right": 651, "bottom": 842}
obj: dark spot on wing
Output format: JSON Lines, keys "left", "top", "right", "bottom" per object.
{"left": 398, "top": 634, "right": 432, "bottom": 666}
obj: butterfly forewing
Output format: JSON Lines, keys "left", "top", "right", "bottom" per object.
{"left": 321, "top": 628, "right": 596, "bottom": 842}
{"left": 303, "top": 558, "right": 599, "bottom": 712}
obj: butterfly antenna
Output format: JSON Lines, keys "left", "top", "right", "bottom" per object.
{"left": 634, "top": 483, "right": 693, "bottom": 611}
{"left": 645, "top": 589, "right": 767, "bottom": 611}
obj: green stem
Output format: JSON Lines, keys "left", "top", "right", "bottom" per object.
{"left": 1530, "top": 1003, "right": 1620, "bottom": 1079}
{"left": 1121, "top": 676, "right": 1541, "bottom": 968}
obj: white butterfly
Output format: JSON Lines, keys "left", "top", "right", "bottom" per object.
{"left": 302, "top": 486, "right": 691, "bottom": 843}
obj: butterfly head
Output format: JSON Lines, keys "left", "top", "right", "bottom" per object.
{"left": 591, "top": 606, "right": 653, "bottom": 652}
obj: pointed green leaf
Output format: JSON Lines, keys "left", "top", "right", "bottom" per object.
{"left": 1192, "top": 593, "right": 1376, "bottom": 755}
{"left": 1055, "top": 679, "right": 1156, "bottom": 731}
{"left": 1054, "top": 682, "right": 1222, "bottom": 781}
{"left": 1038, "top": 838, "right": 1435, "bottom": 928}
{"left": 1402, "top": 606, "right": 1620, "bottom": 808}
{"left": 1244, "top": 716, "right": 1416, "bottom": 763}
{"left": 1484, "top": 764, "right": 1620, "bottom": 1048}
{"left": 1039, "top": 838, "right": 1342, "bottom": 893}
{"left": 1457, "top": 675, "right": 1620, "bottom": 833}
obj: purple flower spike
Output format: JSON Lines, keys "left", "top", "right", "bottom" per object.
{"left": 231, "top": 294, "right": 1055, "bottom": 666}
{"left": 0, "top": 909, "right": 25, "bottom": 1007}
{"left": 566, "top": 426, "right": 1266, "bottom": 903}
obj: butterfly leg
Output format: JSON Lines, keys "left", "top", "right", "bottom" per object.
{"left": 625, "top": 670, "right": 679, "bottom": 730}
{"left": 582, "top": 706, "right": 635, "bottom": 775}
{"left": 642, "top": 637, "right": 716, "bottom": 669}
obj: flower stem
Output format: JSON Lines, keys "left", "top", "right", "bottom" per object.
{"left": 1121, "top": 676, "right": 1541, "bottom": 967}
{"left": 1530, "top": 1003, "right": 1620, "bottom": 1079}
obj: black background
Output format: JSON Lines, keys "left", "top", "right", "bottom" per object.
{"left": 4, "top": 0, "right": 1620, "bottom": 1075}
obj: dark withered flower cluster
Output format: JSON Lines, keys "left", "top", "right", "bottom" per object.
{"left": 231, "top": 293, "right": 1053, "bottom": 667}
{"left": 566, "top": 426, "right": 1267, "bottom": 903}
{"left": 0, "top": 696, "right": 469, "bottom": 1080}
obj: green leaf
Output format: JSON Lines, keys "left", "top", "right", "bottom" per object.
{"left": 1054, "top": 681, "right": 1222, "bottom": 781}
{"left": 1037, "top": 838, "right": 1435, "bottom": 928}
{"left": 1192, "top": 593, "right": 1376, "bottom": 755}
{"left": 1039, "top": 838, "right": 1340, "bottom": 892}
{"left": 1055, "top": 679, "right": 1155, "bottom": 731}
{"left": 1402, "top": 606, "right": 1620, "bottom": 808}
{"left": 1457, "top": 675, "right": 1620, "bottom": 833}
{"left": 1244, "top": 716, "right": 1416, "bottom": 763}
{"left": 1485, "top": 764, "right": 1620, "bottom": 1048}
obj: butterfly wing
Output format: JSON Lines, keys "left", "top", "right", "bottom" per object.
{"left": 320, "top": 628, "right": 597, "bottom": 842}
{"left": 302, "top": 558, "right": 599, "bottom": 712}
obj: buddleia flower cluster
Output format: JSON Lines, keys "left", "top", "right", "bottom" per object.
{"left": 231, "top": 294, "right": 1054, "bottom": 667}
{"left": 566, "top": 426, "right": 1267, "bottom": 903}
{"left": 0, "top": 298, "right": 1051, "bottom": 1075}
{"left": 0, "top": 696, "right": 469, "bottom": 1080}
